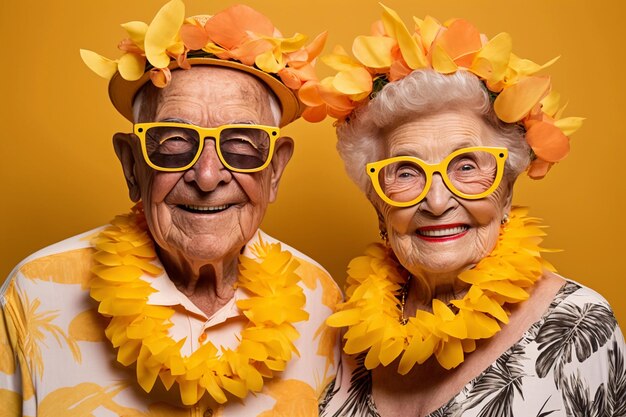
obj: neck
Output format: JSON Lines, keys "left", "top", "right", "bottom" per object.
{"left": 405, "top": 269, "right": 471, "bottom": 313}
{"left": 157, "top": 246, "right": 240, "bottom": 317}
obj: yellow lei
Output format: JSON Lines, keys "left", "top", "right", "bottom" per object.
{"left": 327, "top": 207, "right": 554, "bottom": 374}
{"left": 89, "top": 206, "right": 308, "bottom": 405}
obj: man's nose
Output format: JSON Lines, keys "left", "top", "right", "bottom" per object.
{"left": 183, "top": 138, "right": 232, "bottom": 191}
{"left": 418, "top": 173, "right": 456, "bottom": 216}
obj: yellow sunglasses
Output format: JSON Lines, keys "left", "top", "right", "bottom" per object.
{"left": 133, "top": 122, "right": 280, "bottom": 173}
{"left": 366, "top": 146, "right": 508, "bottom": 207}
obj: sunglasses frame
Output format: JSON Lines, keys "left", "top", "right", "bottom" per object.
{"left": 133, "top": 122, "right": 280, "bottom": 173}
{"left": 366, "top": 146, "right": 509, "bottom": 208}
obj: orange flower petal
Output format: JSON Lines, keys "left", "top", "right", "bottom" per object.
{"left": 389, "top": 59, "right": 412, "bottom": 81}
{"left": 436, "top": 19, "right": 481, "bottom": 61}
{"left": 229, "top": 39, "right": 273, "bottom": 66}
{"left": 494, "top": 76, "right": 551, "bottom": 123}
{"left": 302, "top": 104, "right": 327, "bottom": 123}
{"left": 278, "top": 68, "right": 302, "bottom": 90}
{"left": 305, "top": 32, "right": 328, "bottom": 61}
{"left": 527, "top": 158, "right": 553, "bottom": 180}
{"left": 149, "top": 67, "right": 171, "bottom": 88}
{"left": 179, "top": 22, "right": 209, "bottom": 50}
{"left": 298, "top": 81, "right": 324, "bottom": 106}
{"left": 371, "top": 20, "right": 386, "bottom": 37}
{"left": 205, "top": 4, "right": 274, "bottom": 49}
{"left": 526, "top": 120, "right": 570, "bottom": 162}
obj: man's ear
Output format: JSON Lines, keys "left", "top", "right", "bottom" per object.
{"left": 113, "top": 132, "right": 141, "bottom": 202}
{"left": 268, "top": 136, "right": 294, "bottom": 203}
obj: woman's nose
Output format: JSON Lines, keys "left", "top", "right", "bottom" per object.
{"left": 418, "top": 173, "right": 455, "bottom": 216}
{"left": 183, "top": 139, "right": 232, "bottom": 191}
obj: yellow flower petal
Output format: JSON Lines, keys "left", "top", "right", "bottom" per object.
{"left": 144, "top": 0, "right": 185, "bottom": 69}
{"left": 352, "top": 35, "right": 396, "bottom": 69}
{"left": 79, "top": 49, "right": 118, "bottom": 79}
{"left": 380, "top": 4, "right": 427, "bottom": 69}
{"left": 332, "top": 67, "right": 373, "bottom": 95}
{"left": 416, "top": 15, "right": 442, "bottom": 50}
{"left": 397, "top": 334, "right": 437, "bottom": 374}
{"left": 540, "top": 91, "right": 561, "bottom": 117}
{"left": 494, "top": 76, "right": 551, "bottom": 123}
{"left": 509, "top": 54, "right": 559, "bottom": 77}
{"left": 117, "top": 53, "right": 146, "bottom": 81}
{"left": 121, "top": 21, "right": 149, "bottom": 46}
{"left": 431, "top": 44, "right": 457, "bottom": 74}
{"left": 470, "top": 32, "right": 512, "bottom": 82}
{"left": 554, "top": 117, "right": 584, "bottom": 136}
{"left": 436, "top": 338, "right": 464, "bottom": 369}
{"left": 321, "top": 46, "right": 362, "bottom": 71}
{"left": 255, "top": 49, "right": 284, "bottom": 73}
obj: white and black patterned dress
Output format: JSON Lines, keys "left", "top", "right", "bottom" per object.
{"left": 320, "top": 281, "right": 626, "bottom": 417}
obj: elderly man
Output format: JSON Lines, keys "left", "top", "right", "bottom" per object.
{"left": 0, "top": 1, "right": 339, "bottom": 415}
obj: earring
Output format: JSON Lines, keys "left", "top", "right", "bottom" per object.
{"left": 379, "top": 229, "right": 389, "bottom": 245}
{"left": 501, "top": 213, "right": 509, "bottom": 225}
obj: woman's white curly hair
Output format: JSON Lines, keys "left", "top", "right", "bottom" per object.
{"left": 336, "top": 70, "right": 531, "bottom": 195}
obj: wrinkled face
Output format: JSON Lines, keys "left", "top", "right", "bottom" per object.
{"left": 376, "top": 111, "right": 512, "bottom": 280}
{"left": 129, "top": 67, "right": 283, "bottom": 264}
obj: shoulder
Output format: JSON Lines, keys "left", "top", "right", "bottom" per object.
{"left": 552, "top": 278, "right": 617, "bottom": 314}
{"left": 1, "top": 226, "right": 105, "bottom": 299}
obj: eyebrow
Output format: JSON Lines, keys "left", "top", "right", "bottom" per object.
{"left": 156, "top": 118, "right": 258, "bottom": 126}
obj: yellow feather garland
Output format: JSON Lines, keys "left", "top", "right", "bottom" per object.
{"left": 327, "top": 207, "right": 554, "bottom": 373}
{"left": 89, "top": 205, "right": 307, "bottom": 405}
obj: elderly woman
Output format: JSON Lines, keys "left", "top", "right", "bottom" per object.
{"left": 310, "top": 7, "right": 626, "bottom": 417}
{"left": 0, "top": 1, "right": 340, "bottom": 416}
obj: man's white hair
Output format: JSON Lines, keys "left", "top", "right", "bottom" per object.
{"left": 336, "top": 70, "right": 531, "bottom": 194}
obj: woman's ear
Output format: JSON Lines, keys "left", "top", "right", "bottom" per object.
{"left": 113, "top": 132, "right": 141, "bottom": 202}
{"left": 268, "top": 136, "right": 295, "bottom": 203}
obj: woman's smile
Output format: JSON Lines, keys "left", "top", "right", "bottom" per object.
{"left": 415, "top": 223, "right": 469, "bottom": 242}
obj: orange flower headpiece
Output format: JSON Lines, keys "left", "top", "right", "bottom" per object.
{"left": 300, "top": 5, "right": 583, "bottom": 178}
{"left": 81, "top": 0, "right": 327, "bottom": 127}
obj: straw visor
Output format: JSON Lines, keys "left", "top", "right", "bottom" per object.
{"left": 109, "top": 57, "right": 303, "bottom": 127}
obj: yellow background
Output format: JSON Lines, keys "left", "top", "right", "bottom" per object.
{"left": 1, "top": 1, "right": 624, "bottom": 325}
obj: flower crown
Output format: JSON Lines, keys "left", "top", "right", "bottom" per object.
{"left": 299, "top": 5, "right": 583, "bottom": 179}
{"left": 80, "top": 0, "right": 327, "bottom": 126}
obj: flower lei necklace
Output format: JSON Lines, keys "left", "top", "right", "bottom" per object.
{"left": 326, "top": 207, "right": 554, "bottom": 374}
{"left": 89, "top": 205, "right": 308, "bottom": 405}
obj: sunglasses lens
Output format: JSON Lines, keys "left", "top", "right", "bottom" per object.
{"left": 447, "top": 150, "right": 499, "bottom": 195}
{"left": 219, "top": 127, "right": 272, "bottom": 170}
{"left": 378, "top": 160, "right": 427, "bottom": 204}
{"left": 144, "top": 126, "right": 200, "bottom": 169}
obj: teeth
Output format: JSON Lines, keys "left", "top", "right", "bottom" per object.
{"left": 184, "top": 204, "right": 229, "bottom": 212}
{"left": 418, "top": 226, "right": 467, "bottom": 237}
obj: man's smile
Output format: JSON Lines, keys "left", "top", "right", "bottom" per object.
{"left": 178, "top": 203, "right": 232, "bottom": 214}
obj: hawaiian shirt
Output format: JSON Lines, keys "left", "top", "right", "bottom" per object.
{"left": 320, "top": 281, "right": 626, "bottom": 417}
{"left": 1, "top": 226, "right": 341, "bottom": 416}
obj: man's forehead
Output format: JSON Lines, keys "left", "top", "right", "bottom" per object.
{"left": 142, "top": 66, "right": 277, "bottom": 124}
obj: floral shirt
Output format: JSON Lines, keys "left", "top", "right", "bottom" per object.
{"left": 0, "top": 226, "right": 341, "bottom": 417}
{"left": 320, "top": 281, "right": 626, "bottom": 417}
